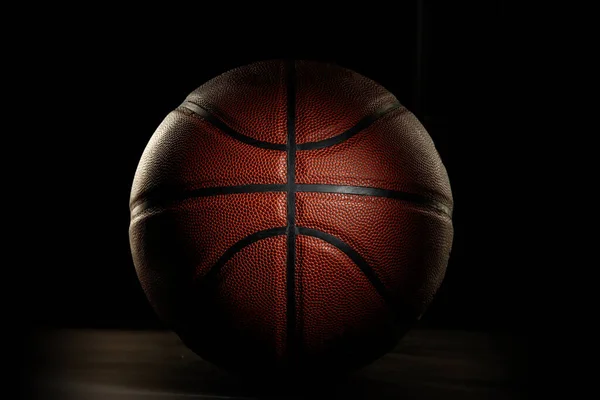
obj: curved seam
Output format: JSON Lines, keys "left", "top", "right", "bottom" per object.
{"left": 296, "top": 226, "right": 418, "bottom": 319}
{"left": 295, "top": 226, "right": 391, "bottom": 304}
{"left": 196, "top": 227, "right": 287, "bottom": 283}
{"left": 179, "top": 101, "right": 405, "bottom": 151}
{"left": 180, "top": 101, "right": 286, "bottom": 151}
{"left": 296, "top": 102, "right": 405, "bottom": 150}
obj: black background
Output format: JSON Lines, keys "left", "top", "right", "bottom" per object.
{"left": 36, "top": 2, "right": 525, "bottom": 334}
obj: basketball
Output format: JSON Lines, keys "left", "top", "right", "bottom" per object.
{"left": 129, "top": 60, "right": 453, "bottom": 376}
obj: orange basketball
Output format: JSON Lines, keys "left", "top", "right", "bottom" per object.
{"left": 129, "top": 60, "right": 453, "bottom": 376}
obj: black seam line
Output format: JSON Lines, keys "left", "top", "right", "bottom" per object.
{"left": 129, "top": 184, "right": 286, "bottom": 215}
{"left": 198, "top": 227, "right": 286, "bottom": 283}
{"left": 129, "top": 183, "right": 453, "bottom": 217}
{"left": 196, "top": 225, "right": 417, "bottom": 321}
{"left": 296, "top": 102, "right": 404, "bottom": 150}
{"left": 285, "top": 60, "right": 298, "bottom": 357}
{"left": 180, "top": 101, "right": 286, "bottom": 151}
{"left": 296, "top": 184, "right": 452, "bottom": 217}
{"left": 179, "top": 100, "right": 403, "bottom": 152}
{"left": 296, "top": 227, "right": 419, "bottom": 319}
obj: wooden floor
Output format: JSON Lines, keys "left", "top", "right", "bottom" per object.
{"left": 29, "top": 329, "right": 527, "bottom": 399}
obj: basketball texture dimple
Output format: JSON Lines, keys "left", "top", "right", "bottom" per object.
{"left": 129, "top": 59, "right": 454, "bottom": 376}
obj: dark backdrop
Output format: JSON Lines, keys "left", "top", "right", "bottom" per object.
{"left": 36, "top": 2, "right": 524, "bottom": 333}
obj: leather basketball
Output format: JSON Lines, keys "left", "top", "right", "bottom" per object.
{"left": 129, "top": 60, "right": 453, "bottom": 376}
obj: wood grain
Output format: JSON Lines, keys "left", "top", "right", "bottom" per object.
{"left": 30, "top": 329, "right": 527, "bottom": 399}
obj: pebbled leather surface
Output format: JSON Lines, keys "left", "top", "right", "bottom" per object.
{"left": 217, "top": 235, "right": 287, "bottom": 359}
{"left": 129, "top": 59, "right": 454, "bottom": 375}
{"left": 184, "top": 60, "right": 287, "bottom": 144}
{"left": 187, "top": 235, "right": 288, "bottom": 372}
{"left": 295, "top": 235, "right": 398, "bottom": 369}
{"left": 129, "top": 193, "right": 286, "bottom": 326}
{"left": 295, "top": 107, "right": 453, "bottom": 208}
{"left": 296, "top": 192, "right": 453, "bottom": 318}
{"left": 129, "top": 110, "right": 286, "bottom": 211}
{"left": 295, "top": 60, "right": 398, "bottom": 144}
